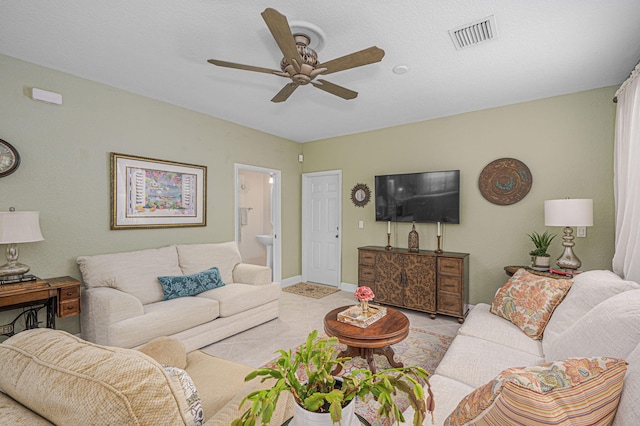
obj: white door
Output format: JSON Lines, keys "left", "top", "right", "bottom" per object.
{"left": 302, "top": 171, "right": 341, "bottom": 286}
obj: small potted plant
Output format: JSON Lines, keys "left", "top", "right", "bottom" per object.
{"left": 231, "top": 330, "right": 434, "bottom": 426}
{"left": 528, "top": 230, "right": 556, "bottom": 270}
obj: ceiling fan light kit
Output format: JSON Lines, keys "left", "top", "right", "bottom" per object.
{"left": 207, "top": 8, "right": 385, "bottom": 103}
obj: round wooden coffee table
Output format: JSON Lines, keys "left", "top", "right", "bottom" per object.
{"left": 324, "top": 305, "right": 409, "bottom": 374}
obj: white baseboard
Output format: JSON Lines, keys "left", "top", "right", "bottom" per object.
{"left": 280, "top": 276, "right": 302, "bottom": 287}
{"left": 340, "top": 282, "right": 357, "bottom": 292}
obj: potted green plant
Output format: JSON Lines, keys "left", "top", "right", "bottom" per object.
{"left": 528, "top": 230, "right": 556, "bottom": 270}
{"left": 231, "top": 329, "right": 433, "bottom": 426}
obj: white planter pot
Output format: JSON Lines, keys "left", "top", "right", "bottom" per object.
{"left": 532, "top": 256, "right": 551, "bottom": 270}
{"left": 292, "top": 397, "right": 356, "bottom": 426}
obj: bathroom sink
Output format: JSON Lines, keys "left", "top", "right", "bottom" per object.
{"left": 256, "top": 234, "right": 273, "bottom": 246}
{"left": 256, "top": 234, "right": 274, "bottom": 275}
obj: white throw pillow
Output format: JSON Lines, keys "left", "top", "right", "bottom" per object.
{"left": 545, "top": 289, "right": 640, "bottom": 362}
{"left": 543, "top": 270, "right": 639, "bottom": 352}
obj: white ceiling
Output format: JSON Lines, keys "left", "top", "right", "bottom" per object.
{"left": 2, "top": 1, "right": 639, "bottom": 143}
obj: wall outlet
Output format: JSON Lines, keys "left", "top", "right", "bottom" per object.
{"left": 577, "top": 226, "right": 587, "bottom": 238}
{"left": 358, "top": 220, "right": 364, "bottom": 229}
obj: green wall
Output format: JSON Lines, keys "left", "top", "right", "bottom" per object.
{"left": 302, "top": 87, "right": 617, "bottom": 304}
{"left": 0, "top": 54, "right": 302, "bottom": 334}
{"left": 0, "top": 52, "right": 619, "bottom": 333}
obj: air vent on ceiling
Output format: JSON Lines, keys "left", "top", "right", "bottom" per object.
{"left": 449, "top": 15, "right": 497, "bottom": 50}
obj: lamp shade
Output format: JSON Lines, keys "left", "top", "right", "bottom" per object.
{"left": 544, "top": 199, "right": 593, "bottom": 227}
{"left": 0, "top": 211, "right": 44, "bottom": 244}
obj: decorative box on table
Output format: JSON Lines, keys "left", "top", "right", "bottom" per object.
{"left": 337, "top": 304, "right": 387, "bottom": 328}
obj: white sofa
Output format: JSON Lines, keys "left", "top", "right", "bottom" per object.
{"left": 404, "top": 269, "right": 640, "bottom": 425}
{"left": 77, "top": 242, "right": 281, "bottom": 352}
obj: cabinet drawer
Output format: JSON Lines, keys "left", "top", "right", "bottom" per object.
{"left": 438, "top": 257, "right": 463, "bottom": 276}
{"left": 58, "top": 299, "right": 80, "bottom": 317}
{"left": 359, "top": 250, "right": 376, "bottom": 266}
{"left": 58, "top": 286, "right": 79, "bottom": 301}
{"left": 438, "top": 276, "right": 461, "bottom": 293}
{"left": 438, "top": 293, "right": 462, "bottom": 315}
{"left": 359, "top": 266, "right": 375, "bottom": 282}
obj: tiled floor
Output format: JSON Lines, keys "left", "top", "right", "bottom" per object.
{"left": 201, "top": 288, "right": 462, "bottom": 367}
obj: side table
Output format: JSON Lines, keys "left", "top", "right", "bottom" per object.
{"left": 324, "top": 305, "right": 409, "bottom": 374}
{"left": 0, "top": 276, "right": 81, "bottom": 337}
{"left": 504, "top": 266, "right": 572, "bottom": 279}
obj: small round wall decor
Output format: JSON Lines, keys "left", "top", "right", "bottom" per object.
{"left": 478, "top": 158, "right": 532, "bottom": 205}
{"left": 0, "top": 139, "right": 20, "bottom": 178}
{"left": 350, "top": 183, "right": 371, "bottom": 207}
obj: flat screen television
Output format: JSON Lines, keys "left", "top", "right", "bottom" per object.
{"left": 375, "top": 170, "right": 460, "bottom": 223}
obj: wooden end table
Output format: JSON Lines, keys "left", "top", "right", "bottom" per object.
{"left": 0, "top": 276, "right": 81, "bottom": 337}
{"left": 323, "top": 305, "right": 409, "bottom": 374}
{"left": 504, "top": 265, "right": 572, "bottom": 279}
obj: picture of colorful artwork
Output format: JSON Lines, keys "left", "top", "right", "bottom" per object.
{"left": 126, "top": 168, "right": 197, "bottom": 217}
{"left": 111, "top": 153, "right": 207, "bottom": 229}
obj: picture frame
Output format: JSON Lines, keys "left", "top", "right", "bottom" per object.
{"left": 110, "top": 153, "right": 207, "bottom": 229}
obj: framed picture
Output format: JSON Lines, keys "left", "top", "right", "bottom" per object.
{"left": 110, "top": 153, "right": 207, "bottom": 229}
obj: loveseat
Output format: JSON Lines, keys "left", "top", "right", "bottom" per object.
{"left": 0, "top": 329, "right": 295, "bottom": 425}
{"left": 404, "top": 269, "right": 640, "bottom": 425}
{"left": 78, "top": 241, "right": 281, "bottom": 352}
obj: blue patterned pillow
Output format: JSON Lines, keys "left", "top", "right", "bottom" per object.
{"left": 158, "top": 267, "right": 224, "bottom": 300}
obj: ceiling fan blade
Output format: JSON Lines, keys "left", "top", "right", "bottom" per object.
{"left": 261, "top": 8, "right": 303, "bottom": 72}
{"left": 317, "top": 46, "right": 385, "bottom": 75}
{"left": 271, "top": 83, "right": 299, "bottom": 103}
{"left": 207, "top": 59, "right": 282, "bottom": 75}
{"left": 311, "top": 79, "right": 358, "bottom": 100}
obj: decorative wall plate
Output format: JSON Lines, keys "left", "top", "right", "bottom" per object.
{"left": 350, "top": 183, "right": 371, "bottom": 207}
{"left": 478, "top": 158, "right": 532, "bottom": 205}
{"left": 0, "top": 139, "right": 20, "bottom": 178}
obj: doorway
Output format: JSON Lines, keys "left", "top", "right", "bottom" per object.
{"left": 235, "top": 164, "right": 281, "bottom": 283}
{"left": 302, "top": 170, "right": 342, "bottom": 287}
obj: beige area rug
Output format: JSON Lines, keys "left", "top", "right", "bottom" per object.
{"left": 263, "top": 328, "right": 453, "bottom": 426}
{"left": 282, "top": 282, "right": 341, "bottom": 299}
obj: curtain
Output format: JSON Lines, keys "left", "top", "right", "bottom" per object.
{"left": 612, "top": 62, "right": 640, "bottom": 281}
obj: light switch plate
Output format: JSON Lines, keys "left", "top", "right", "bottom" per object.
{"left": 577, "top": 226, "right": 587, "bottom": 238}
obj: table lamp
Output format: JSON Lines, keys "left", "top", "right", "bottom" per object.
{"left": 544, "top": 198, "right": 593, "bottom": 271}
{"left": 0, "top": 208, "right": 44, "bottom": 281}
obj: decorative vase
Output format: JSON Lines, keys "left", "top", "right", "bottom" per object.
{"left": 292, "top": 394, "right": 356, "bottom": 426}
{"left": 360, "top": 300, "right": 369, "bottom": 313}
{"left": 408, "top": 221, "right": 419, "bottom": 252}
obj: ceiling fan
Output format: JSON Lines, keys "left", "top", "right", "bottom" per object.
{"left": 207, "top": 8, "right": 385, "bottom": 103}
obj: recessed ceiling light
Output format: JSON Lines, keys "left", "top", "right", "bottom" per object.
{"left": 393, "top": 65, "right": 409, "bottom": 74}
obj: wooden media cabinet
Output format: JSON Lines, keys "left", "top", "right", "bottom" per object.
{"left": 358, "top": 246, "right": 469, "bottom": 323}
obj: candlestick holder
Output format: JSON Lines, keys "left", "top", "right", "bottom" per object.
{"left": 435, "top": 235, "right": 443, "bottom": 254}
{"left": 385, "top": 233, "right": 392, "bottom": 251}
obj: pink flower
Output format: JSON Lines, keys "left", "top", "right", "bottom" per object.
{"left": 355, "top": 286, "right": 375, "bottom": 302}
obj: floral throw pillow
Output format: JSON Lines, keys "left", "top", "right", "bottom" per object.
{"left": 163, "top": 365, "right": 205, "bottom": 426}
{"left": 158, "top": 266, "right": 225, "bottom": 300}
{"left": 444, "top": 357, "right": 628, "bottom": 426}
{"left": 490, "top": 268, "right": 572, "bottom": 339}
